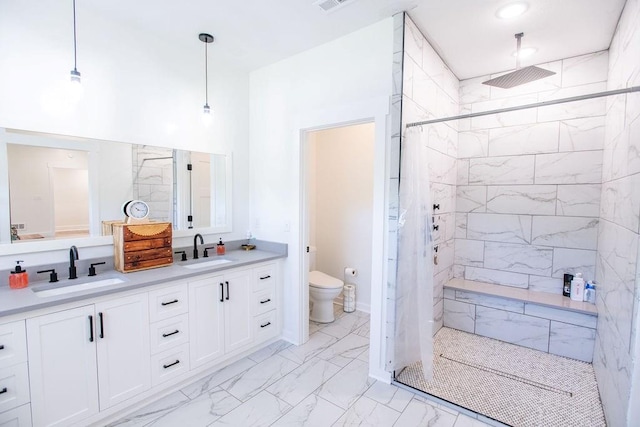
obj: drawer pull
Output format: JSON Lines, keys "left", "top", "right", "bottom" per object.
{"left": 260, "top": 275, "right": 271, "bottom": 280}
{"left": 161, "top": 299, "right": 179, "bottom": 306}
{"left": 0, "top": 388, "right": 6, "bottom": 394}
{"left": 162, "top": 330, "right": 180, "bottom": 338}
{"left": 260, "top": 321, "right": 271, "bottom": 328}
{"left": 163, "top": 360, "right": 180, "bottom": 369}
{"left": 260, "top": 298, "right": 271, "bottom": 304}
{"left": 0, "top": 345, "right": 4, "bottom": 350}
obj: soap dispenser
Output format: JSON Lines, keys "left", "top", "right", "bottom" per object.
{"left": 9, "top": 260, "right": 28, "bottom": 289}
{"left": 217, "top": 238, "right": 226, "bottom": 256}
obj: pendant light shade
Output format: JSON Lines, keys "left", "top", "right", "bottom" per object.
{"left": 70, "top": 0, "right": 81, "bottom": 85}
{"left": 199, "top": 33, "right": 214, "bottom": 117}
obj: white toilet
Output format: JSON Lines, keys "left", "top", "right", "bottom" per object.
{"left": 308, "top": 247, "right": 344, "bottom": 323}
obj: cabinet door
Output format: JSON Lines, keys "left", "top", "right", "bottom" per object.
{"left": 96, "top": 293, "right": 151, "bottom": 410}
{"left": 224, "top": 270, "right": 253, "bottom": 353}
{"left": 27, "top": 305, "right": 99, "bottom": 427}
{"left": 189, "top": 275, "right": 225, "bottom": 368}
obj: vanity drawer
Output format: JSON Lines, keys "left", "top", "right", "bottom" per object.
{"left": 253, "top": 285, "right": 276, "bottom": 316}
{"left": 123, "top": 238, "right": 172, "bottom": 252}
{"left": 124, "top": 257, "right": 173, "bottom": 272}
{"left": 253, "top": 264, "right": 276, "bottom": 292}
{"left": 151, "top": 344, "right": 190, "bottom": 386}
{"left": 149, "top": 284, "right": 189, "bottom": 322}
{"left": 124, "top": 247, "right": 172, "bottom": 263}
{"left": 150, "top": 314, "right": 189, "bottom": 355}
{"left": 254, "top": 311, "right": 278, "bottom": 343}
{"left": 0, "top": 403, "right": 32, "bottom": 426}
{"left": 0, "top": 321, "right": 27, "bottom": 369}
{"left": 0, "top": 363, "right": 30, "bottom": 414}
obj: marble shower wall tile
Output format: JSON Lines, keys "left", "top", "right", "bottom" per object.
{"left": 531, "top": 216, "right": 599, "bottom": 250}
{"left": 464, "top": 266, "right": 529, "bottom": 289}
{"left": 524, "top": 304, "right": 597, "bottom": 328}
{"left": 454, "top": 239, "right": 484, "bottom": 267}
{"left": 551, "top": 247, "right": 597, "bottom": 280}
{"left": 456, "top": 186, "right": 486, "bottom": 213}
{"left": 457, "top": 159, "right": 470, "bottom": 185}
{"left": 486, "top": 185, "right": 556, "bottom": 215}
{"left": 600, "top": 174, "right": 640, "bottom": 233}
{"left": 443, "top": 299, "right": 475, "bottom": 333}
{"left": 561, "top": 51, "right": 609, "bottom": 87}
{"left": 467, "top": 213, "right": 531, "bottom": 244}
{"left": 484, "top": 242, "right": 553, "bottom": 276}
{"left": 534, "top": 151, "right": 603, "bottom": 184}
{"left": 528, "top": 276, "right": 563, "bottom": 294}
{"left": 428, "top": 149, "right": 457, "bottom": 185}
{"left": 558, "top": 117, "right": 606, "bottom": 152}
{"left": 537, "top": 82, "right": 607, "bottom": 122}
{"left": 469, "top": 156, "right": 535, "bottom": 185}
{"left": 470, "top": 93, "right": 539, "bottom": 129}
{"left": 458, "top": 130, "right": 488, "bottom": 158}
{"left": 488, "top": 122, "right": 559, "bottom": 156}
{"left": 556, "top": 184, "right": 601, "bottom": 217}
{"left": 455, "top": 213, "right": 467, "bottom": 238}
{"left": 475, "top": 306, "right": 550, "bottom": 352}
{"left": 549, "top": 321, "right": 596, "bottom": 362}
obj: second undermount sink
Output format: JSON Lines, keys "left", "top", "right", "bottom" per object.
{"left": 33, "top": 278, "right": 126, "bottom": 298}
{"left": 181, "top": 258, "right": 234, "bottom": 270}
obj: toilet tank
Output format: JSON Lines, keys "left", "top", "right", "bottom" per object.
{"left": 308, "top": 246, "right": 317, "bottom": 271}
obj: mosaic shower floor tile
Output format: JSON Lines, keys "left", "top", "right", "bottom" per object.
{"left": 395, "top": 327, "right": 605, "bottom": 427}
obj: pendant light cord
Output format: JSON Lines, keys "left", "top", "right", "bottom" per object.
{"left": 204, "top": 40, "right": 209, "bottom": 105}
{"left": 72, "top": 0, "right": 78, "bottom": 71}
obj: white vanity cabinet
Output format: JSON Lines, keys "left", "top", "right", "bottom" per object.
{"left": 26, "top": 292, "right": 150, "bottom": 426}
{"left": 189, "top": 268, "right": 253, "bottom": 368}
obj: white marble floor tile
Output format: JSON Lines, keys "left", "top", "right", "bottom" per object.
{"left": 267, "top": 357, "right": 342, "bottom": 406}
{"left": 320, "top": 312, "right": 370, "bottom": 340}
{"left": 220, "top": 354, "right": 300, "bottom": 402}
{"left": 454, "top": 414, "right": 493, "bottom": 427}
{"left": 364, "top": 381, "right": 414, "bottom": 412}
{"left": 316, "top": 359, "right": 375, "bottom": 409}
{"left": 107, "top": 391, "right": 189, "bottom": 427}
{"left": 210, "top": 391, "right": 291, "bottom": 427}
{"left": 353, "top": 321, "right": 370, "bottom": 338}
{"left": 333, "top": 396, "right": 401, "bottom": 426}
{"left": 393, "top": 398, "right": 458, "bottom": 426}
{"left": 309, "top": 321, "right": 324, "bottom": 335}
{"left": 180, "top": 357, "right": 257, "bottom": 399}
{"left": 317, "top": 333, "right": 369, "bottom": 367}
{"left": 248, "top": 340, "right": 292, "bottom": 364}
{"left": 147, "top": 388, "right": 241, "bottom": 426}
{"left": 271, "top": 394, "right": 345, "bottom": 427}
{"left": 279, "top": 331, "right": 338, "bottom": 365}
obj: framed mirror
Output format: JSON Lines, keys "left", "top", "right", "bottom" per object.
{"left": 0, "top": 128, "right": 232, "bottom": 252}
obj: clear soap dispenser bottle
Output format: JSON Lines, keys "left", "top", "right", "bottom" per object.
{"left": 9, "top": 260, "right": 29, "bottom": 289}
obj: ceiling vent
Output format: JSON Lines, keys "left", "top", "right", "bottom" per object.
{"left": 314, "top": 0, "right": 353, "bottom": 13}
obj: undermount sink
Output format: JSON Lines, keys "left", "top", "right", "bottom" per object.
{"left": 181, "top": 258, "right": 233, "bottom": 270}
{"left": 33, "top": 278, "right": 126, "bottom": 298}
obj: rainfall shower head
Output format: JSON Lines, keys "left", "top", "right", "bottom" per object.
{"left": 482, "top": 33, "right": 556, "bottom": 89}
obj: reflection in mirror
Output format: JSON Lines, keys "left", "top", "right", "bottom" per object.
{"left": 8, "top": 145, "right": 90, "bottom": 241}
{"left": 0, "top": 128, "right": 232, "bottom": 247}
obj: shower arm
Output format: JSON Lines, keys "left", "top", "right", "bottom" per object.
{"left": 515, "top": 32, "right": 523, "bottom": 70}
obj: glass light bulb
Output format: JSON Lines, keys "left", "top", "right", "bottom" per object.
{"left": 68, "top": 69, "right": 83, "bottom": 103}
{"left": 202, "top": 104, "right": 212, "bottom": 125}
{"left": 203, "top": 104, "right": 211, "bottom": 115}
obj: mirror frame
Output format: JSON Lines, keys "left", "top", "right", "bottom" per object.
{"left": 0, "top": 128, "right": 232, "bottom": 255}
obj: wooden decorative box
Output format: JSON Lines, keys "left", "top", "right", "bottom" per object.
{"left": 112, "top": 222, "right": 173, "bottom": 272}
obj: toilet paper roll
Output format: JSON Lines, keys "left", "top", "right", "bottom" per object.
{"left": 344, "top": 267, "right": 357, "bottom": 277}
{"left": 343, "top": 284, "right": 356, "bottom": 313}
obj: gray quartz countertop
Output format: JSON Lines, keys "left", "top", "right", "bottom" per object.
{"left": 0, "top": 241, "right": 287, "bottom": 318}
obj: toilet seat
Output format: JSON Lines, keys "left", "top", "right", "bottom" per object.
{"left": 309, "top": 271, "right": 343, "bottom": 289}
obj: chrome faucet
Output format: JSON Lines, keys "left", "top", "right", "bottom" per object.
{"left": 193, "top": 234, "right": 204, "bottom": 259}
{"left": 69, "top": 245, "right": 79, "bottom": 279}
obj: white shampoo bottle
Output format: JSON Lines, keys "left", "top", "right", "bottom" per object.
{"left": 570, "top": 273, "right": 585, "bottom": 302}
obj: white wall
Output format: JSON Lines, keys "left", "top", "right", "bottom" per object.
{"left": 249, "top": 18, "right": 393, "bottom": 379}
{"left": 0, "top": 0, "right": 250, "bottom": 264}
{"left": 311, "top": 123, "right": 375, "bottom": 312}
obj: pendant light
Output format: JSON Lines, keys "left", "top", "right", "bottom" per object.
{"left": 70, "top": 0, "right": 81, "bottom": 85}
{"left": 199, "top": 33, "right": 214, "bottom": 117}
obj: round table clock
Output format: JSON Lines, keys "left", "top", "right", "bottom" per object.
{"left": 122, "top": 199, "right": 150, "bottom": 224}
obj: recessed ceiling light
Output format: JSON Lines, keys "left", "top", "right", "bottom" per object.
{"left": 512, "top": 47, "right": 537, "bottom": 58}
{"left": 496, "top": 2, "right": 528, "bottom": 19}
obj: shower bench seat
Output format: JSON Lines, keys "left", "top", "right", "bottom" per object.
{"left": 443, "top": 278, "right": 597, "bottom": 363}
